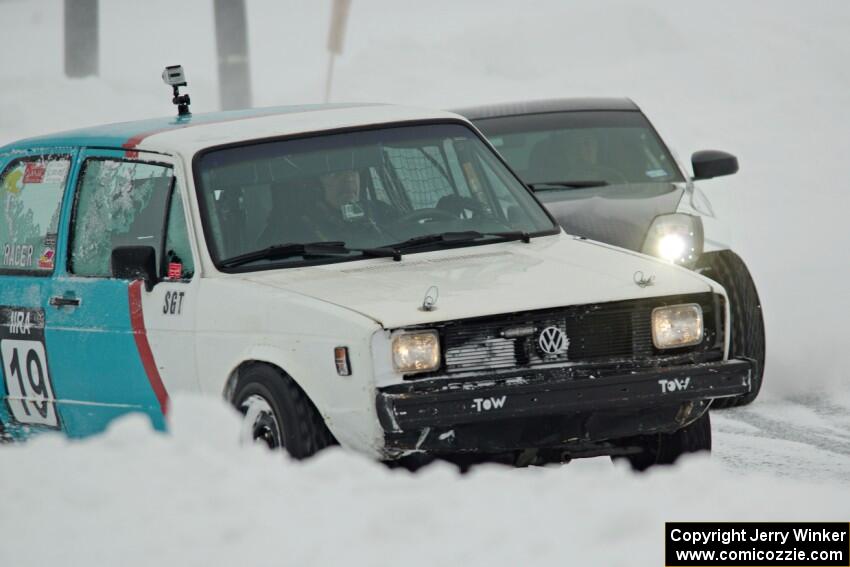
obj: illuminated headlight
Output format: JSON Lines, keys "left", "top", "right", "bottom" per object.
{"left": 392, "top": 331, "right": 441, "bottom": 373}
{"left": 642, "top": 214, "right": 704, "bottom": 267}
{"left": 652, "top": 304, "right": 704, "bottom": 349}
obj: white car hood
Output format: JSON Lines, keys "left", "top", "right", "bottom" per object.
{"left": 241, "top": 234, "right": 716, "bottom": 329}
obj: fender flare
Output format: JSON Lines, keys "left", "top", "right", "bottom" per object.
{"left": 222, "top": 346, "right": 326, "bottom": 414}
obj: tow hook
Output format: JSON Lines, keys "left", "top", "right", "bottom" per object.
{"left": 675, "top": 401, "right": 695, "bottom": 425}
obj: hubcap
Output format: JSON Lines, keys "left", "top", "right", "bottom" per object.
{"left": 240, "top": 395, "right": 283, "bottom": 449}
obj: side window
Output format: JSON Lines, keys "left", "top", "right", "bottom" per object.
{"left": 70, "top": 159, "right": 174, "bottom": 278}
{"left": 163, "top": 188, "right": 195, "bottom": 280}
{"left": 0, "top": 155, "right": 70, "bottom": 274}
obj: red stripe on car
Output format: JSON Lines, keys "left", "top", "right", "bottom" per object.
{"left": 122, "top": 134, "right": 149, "bottom": 150}
{"left": 128, "top": 280, "right": 170, "bottom": 415}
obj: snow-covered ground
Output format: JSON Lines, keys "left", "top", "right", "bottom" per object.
{"left": 1, "top": 0, "right": 849, "bottom": 565}
{"left": 2, "top": 396, "right": 850, "bottom": 567}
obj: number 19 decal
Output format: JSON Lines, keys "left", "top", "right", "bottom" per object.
{"left": 0, "top": 307, "right": 59, "bottom": 428}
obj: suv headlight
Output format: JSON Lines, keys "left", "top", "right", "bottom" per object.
{"left": 642, "top": 213, "right": 704, "bottom": 267}
{"left": 392, "top": 330, "right": 441, "bottom": 373}
{"left": 652, "top": 304, "right": 704, "bottom": 349}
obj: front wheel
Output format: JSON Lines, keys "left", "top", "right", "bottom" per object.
{"left": 622, "top": 411, "right": 712, "bottom": 472}
{"left": 697, "top": 250, "right": 766, "bottom": 408}
{"left": 233, "top": 364, "right": 336, "bottom": 459}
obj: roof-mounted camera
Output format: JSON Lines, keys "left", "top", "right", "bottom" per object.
{"left": 162, "top": 65, "right": 191, "bottom": 116}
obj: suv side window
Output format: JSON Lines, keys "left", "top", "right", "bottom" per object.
{"left": 70, "top": 159, "right": 174, "bottom": 277}
{"left": 0, "top": 155, "right": 70, "bottom": 274}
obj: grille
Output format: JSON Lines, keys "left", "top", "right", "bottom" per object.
{"left": 425, "top": 293, "right": 723, "bottom": 376}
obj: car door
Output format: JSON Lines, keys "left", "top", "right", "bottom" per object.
{"left": 45, "top": 148, "right": 198, "bottom": 437}
{"left": 0, "top": 149, "right": 75, "bottom": 440}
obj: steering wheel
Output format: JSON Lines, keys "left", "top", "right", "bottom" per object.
{"left": 393, "top": 207, "right": 459, "bottom": 225}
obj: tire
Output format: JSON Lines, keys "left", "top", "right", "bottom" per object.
{"left": 233, "top": 364, "right": 336, "bottom": 459}
{"left": 623, "top": 411, "right": 712, "bottom": 472}
{"left": 696, "top": 250, "right": 766, "bottom": 408}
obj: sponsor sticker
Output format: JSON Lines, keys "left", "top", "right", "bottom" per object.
{"left": 37, "top": 247, "right": 55, "bottom": 270}
{"left": 3, "top": 168, "right": 24, "bottom": 195}
{"left": 23, "top": 163, "right": 46, "bottom": 184}
{"left": 2, "top": 243, "right": 34, "bottom": 268}
{"left": 167, "top": 262, "right": 183, "bottom": 280}
{"left": 162, "top": 290, "right": 186, "bottom": 316}
{"left": 43, "top": 160, "right": 70, "bottom": 185}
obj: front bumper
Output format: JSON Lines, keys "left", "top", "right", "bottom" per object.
{"left": 376, "top": 358, "right": 753, "bottom": 452}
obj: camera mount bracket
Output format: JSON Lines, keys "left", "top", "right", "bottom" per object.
{"left": 162, "top": 65, "right": 191, "bottom": 117}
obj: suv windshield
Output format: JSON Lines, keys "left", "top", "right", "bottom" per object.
{"left": 473, "top": 111, "right": 685, "bottom": 187}
{"left": 196, "top": 123, "right": 556, "bottom": 269}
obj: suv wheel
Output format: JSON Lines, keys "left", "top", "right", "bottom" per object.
{"left": 233, "top": 364, "right": 336, "bottom": 459}
{"left": 697, "top": 250, "right": 766, "bottom": 407}
{"left": 623, "top": 411, "right": 712, "bottom": 472}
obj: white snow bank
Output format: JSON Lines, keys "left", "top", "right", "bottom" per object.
{"left": 1, "top": 395, "right": 848, "bottom": 567}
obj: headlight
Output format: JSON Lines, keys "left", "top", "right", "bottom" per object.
{"left": 642, "top": 213, "right": 704, "bottom": 267}
{"left": 652, "top": 304, "right": 704, "bottom": 349}
{"left": 392, "top": 330, "right": 441, "bottom": 373}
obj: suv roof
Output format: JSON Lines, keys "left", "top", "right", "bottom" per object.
{"left": 452, "top": 97, "right": 639, "bottom": 121}
{"left": 0, "top": 103, "right": 463, "bottom": 155}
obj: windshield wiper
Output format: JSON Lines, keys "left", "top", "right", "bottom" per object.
{"left": 387, "top": 230, "right": 532, "bottom": 253}
{"left": 528, "top": 180, "right": 609, "bottom": 190}
{"left": 220, "top": 241, "right": 351, "bottom": 268}
{"left": 221, "top": 230, "right": 539, "bottom": 268}
{"left": 220, "top": 241, "right": 402, "bottom": 268}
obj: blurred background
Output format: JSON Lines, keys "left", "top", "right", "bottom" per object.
{"left": 1, "top": 0, "right": 848, "bottom": 397}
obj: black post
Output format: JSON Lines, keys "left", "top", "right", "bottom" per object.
{"left": 64, "top": 0, "right": 99, "bottom": 78}
{"left": 214, "top": 0, "right": 252, "bottom": 110}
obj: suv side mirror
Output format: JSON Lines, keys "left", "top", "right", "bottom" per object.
{"left": 111, "top": 246, "right": 159, "bottom": 291}
{"left": 691, "top": 150, "right": 739, "bottom": 180}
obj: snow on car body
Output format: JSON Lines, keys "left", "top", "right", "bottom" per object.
{"left": 0, "top": 102, "right": 753, "bottom": 466}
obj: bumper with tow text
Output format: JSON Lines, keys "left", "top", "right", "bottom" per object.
{"left": 376, "top": 358, "right": 753, "bottom": 454}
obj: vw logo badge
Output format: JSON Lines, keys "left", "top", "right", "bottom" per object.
{"left": 538, "top": 326, "right": 568, "bottom": 355}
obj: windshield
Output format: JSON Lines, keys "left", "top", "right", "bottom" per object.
{"left": 473, "top": 111, "right": 685, "bottom": 187}
{"left": 195, "top": 123, "right": 556, "bottom": 269}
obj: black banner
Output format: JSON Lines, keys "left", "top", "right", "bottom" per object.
{"left": 666, "top": 522, "right": 849, "bottom": 566}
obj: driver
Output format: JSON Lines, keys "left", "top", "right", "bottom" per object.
{"left": 318, "top": 168, "right": 361, "bottom": 217}
{"left": 306, "top": 150, "right": 377, "bottom": 242}
{"left": 566, "top": 130, "right": 604, "bottom": 179}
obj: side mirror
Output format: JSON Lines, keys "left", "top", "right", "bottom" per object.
{"left": 691, "top": 150, "right": 739, "bottom": 180}
{"left": 111, "top": 246, "right": 159, "bottom": 291}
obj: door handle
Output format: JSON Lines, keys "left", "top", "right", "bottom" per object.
{"left": 49, "top": 296, "right": 82, "bottom": 308}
